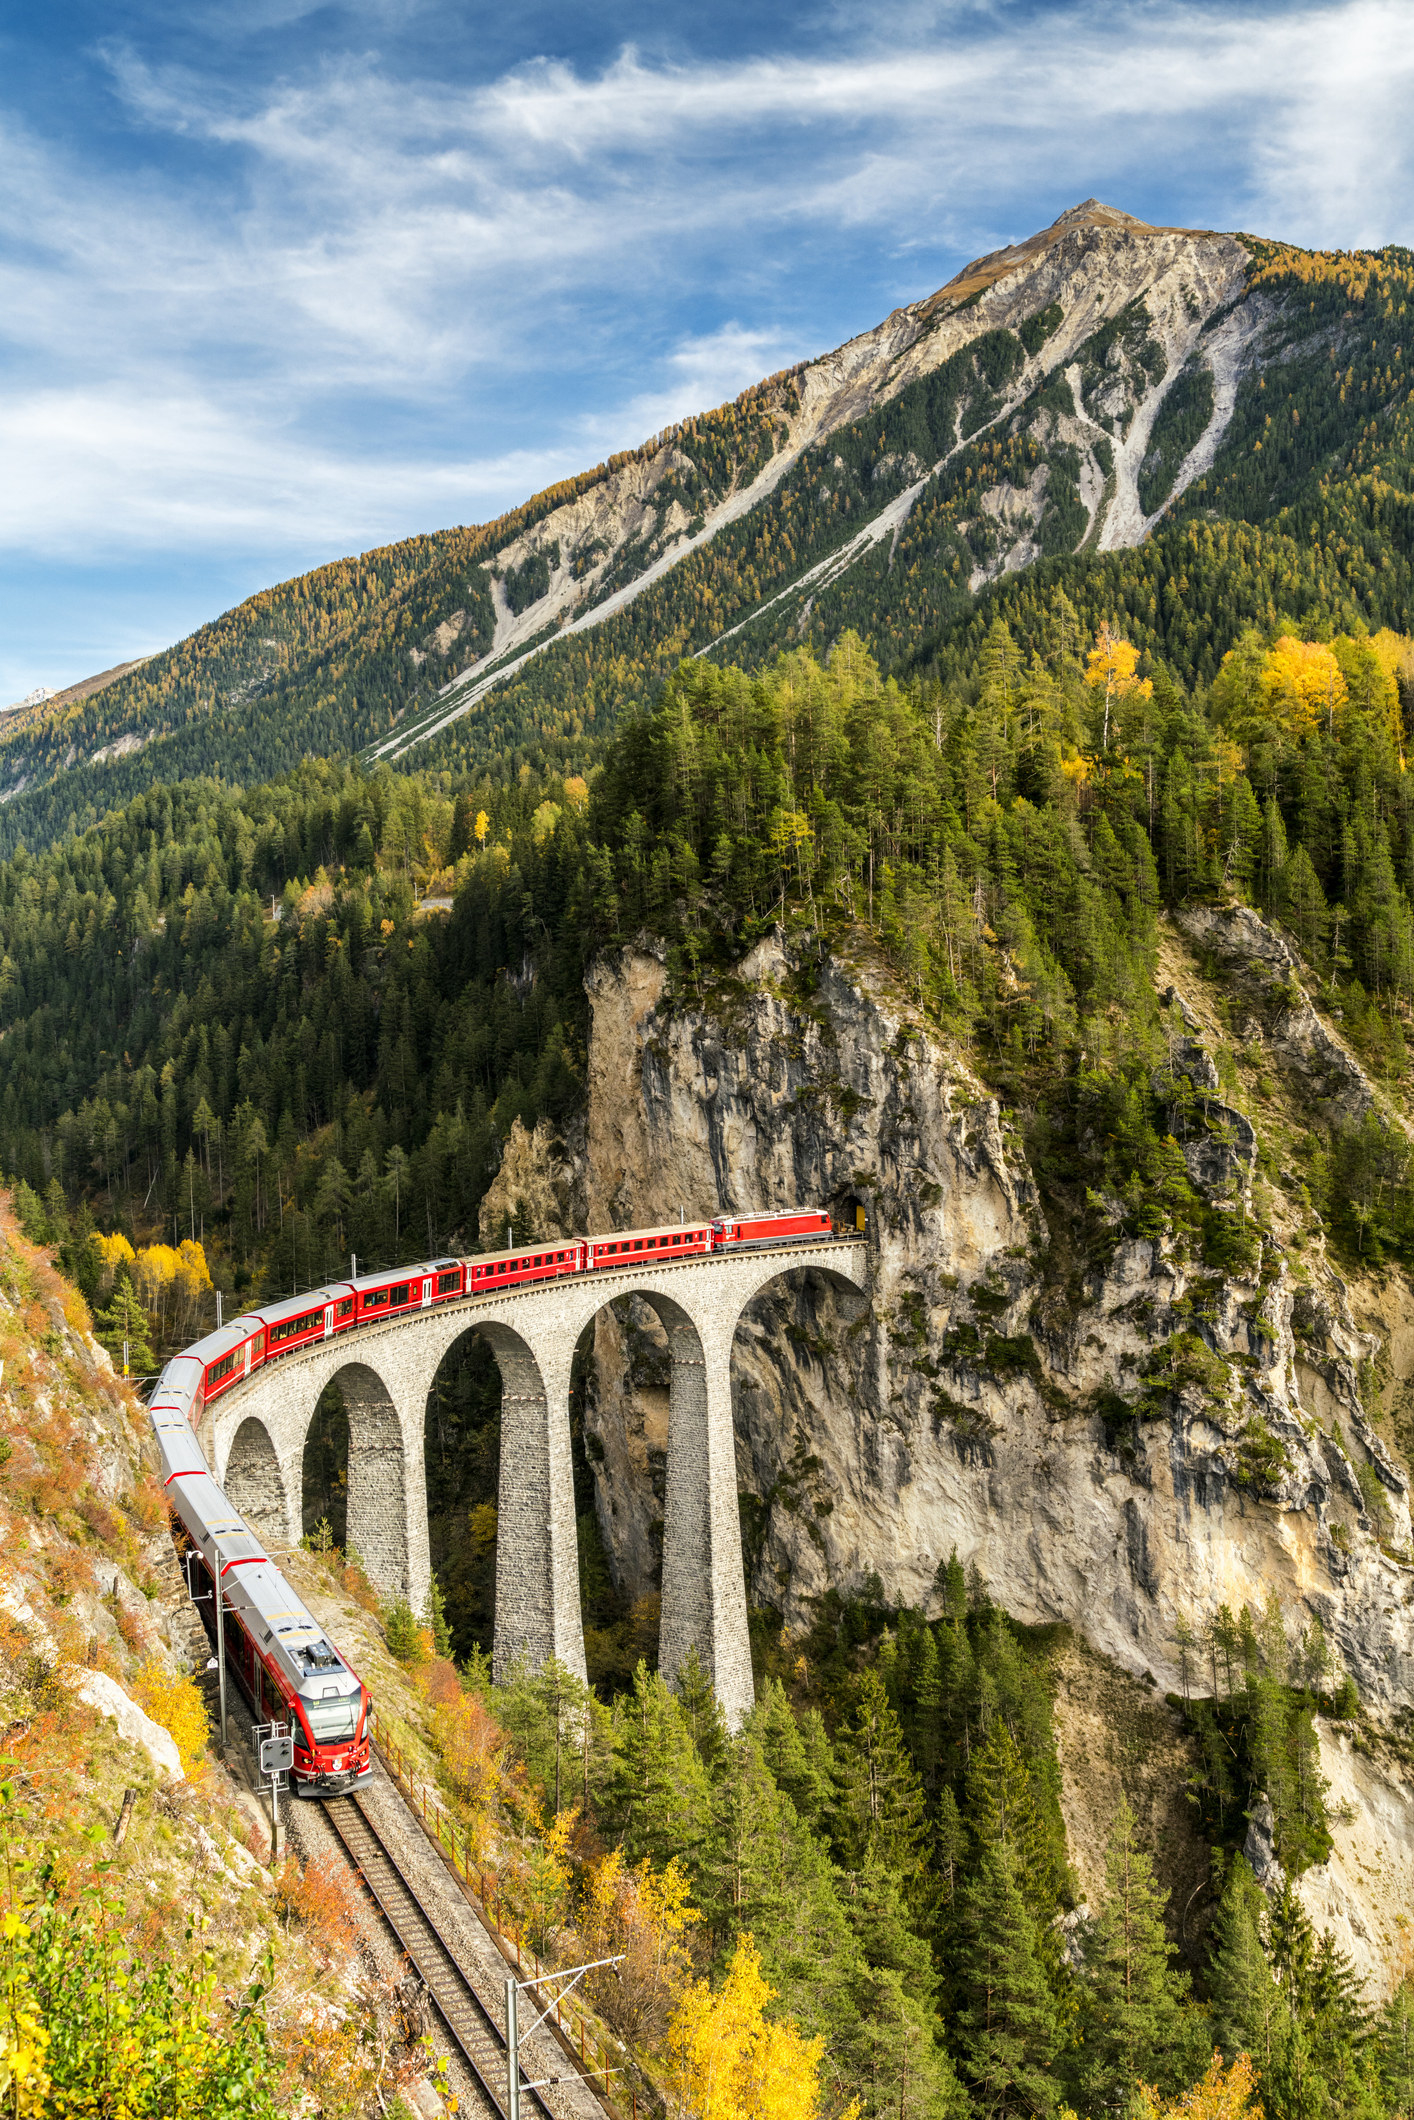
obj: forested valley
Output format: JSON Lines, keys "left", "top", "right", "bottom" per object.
{"left": 4, "top": 597, "right": 1414, "bottom": 2111}
{"left": 7, "top": 226, "right": 1414, "bottom": 2120}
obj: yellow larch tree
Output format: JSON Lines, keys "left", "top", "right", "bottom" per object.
{"left": 1261, "top": 636, "right": 1348, "bottom": 736}
{"left": 669, "top": 1934, "right": 857, "bottom": 2120}
{"left": 1084, "top": 622, "right": 1153, "bottom": 747}
{"left": 1135, "top": 2051, "right": 1262, "bottom": 2120}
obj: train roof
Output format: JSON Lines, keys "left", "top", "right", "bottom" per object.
{"left": 356, "top": 1256, "right": 458, "bottom": 1281}
{"left": 185, "top": 1321, "right": 257, "bottom": 1369}
{"left": 470, "top": 1239, "right": 582, "bottom": 1267}
{"left": 593, "top": 1221, "right": 711, "bottom": 1243}
{"left": 247, "top": 1286, "right": 344, "bottom": 1328}
{"left": 163, "top": 1448, "right": 360, "bottom": 1700}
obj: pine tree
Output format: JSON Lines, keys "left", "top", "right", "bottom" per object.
{"left": 749, "top": 1680, "right": 836, "bottom": 1830}
{"left": 675, "top": 1644, "right": 729, "bottom": 1774}
{"left": 1208, "top": 1857, "right": 1282, "bottom": 2069}
{"left": 1072, "top": 1800, "right": 1198, "bottom": 2109}
{"left": 911, "top": 1623, "right": 943, "bottom": 1786}
{"left": 696, "top": 1735, "right": 793, "bottom": 1955}
{"left": 964, "top": 1717, "right": 1064, "bottom": 1945}
{"left": 936, "top": 1619, "right": 977, "bottom": 1772}
{"left": 935, "top": 1786, "right": 966, "bottom": 1912}
{"left": 94, "top": 1275, "right": 154, "bottom": 1374}
{"left": 1284, "top": 842, "right": 1330, "bottom": 966}
{"left": 1376, "top": 1981, "right": 1414, "bottom": 2118}
{"left": 832, "top": 1670, "right": 928, "bottom": 1884}
{"left": 425, "top": 1574, "right": 453, "bottom": 1659}
{"left": 607, "top": 1662, "right": 711, "bottom": 1867}
{"left": 952, "top": 1843, "right": 1059, "bottom": 2115}
{"left": 936, "top": 1549, "right": 968, "bottom": 1624}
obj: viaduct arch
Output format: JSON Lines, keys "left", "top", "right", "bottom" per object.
{"left": 203, "top": 1241, "right": 867, "bottom": 1728}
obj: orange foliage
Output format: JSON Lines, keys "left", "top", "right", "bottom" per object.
{"left": 274, "top": 1853, "right": 363, "bottom": 1966}
{"left": 419, "top": 1657, "right": 463, "bottom": 1709}
{"left": 433, "top": 1688, "right": 510, "bottom": 1841}
{"left": 126, "top": 1480, "right": 166, "bottom": 1533}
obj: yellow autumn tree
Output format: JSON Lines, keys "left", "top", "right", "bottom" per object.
{"left": 583, "top": 1850, "right": 698, "bottom": 2043}
{"left": 0, "top": 1907, "right": 50, "bottom": 2118}
{"left": 1341, "top": 627, "right": 1410, "bottom": 759}
{"left": 92, "top": 1231, "right": 137, "bottom": 1306}
{"left": 1260, "top": 636, "right": 1347, "bottom": 736}
{"left": 1084, "top": 622, "right": 1152, "bottom": 746}
{"left": 131, "top": 1239, "right": 212, "bottom": 1347}
{"left": 669, "top": 1934, "right": 856, "bottom": 2120}
{"left": 1135, "top": 2051, "right": 1262, "bottom": 2120}
{"left": 432, "top": 1685, "right": 510, "bottom": 1851}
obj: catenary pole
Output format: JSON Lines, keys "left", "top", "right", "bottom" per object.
{"left": 215, "top": 1551, "right": 228, "bottom": 1754}
{"left": 505, "top": 1976, "right": 519, "bottom": 2120}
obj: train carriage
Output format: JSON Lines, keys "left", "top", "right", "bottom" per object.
{"left": 465, "top": 1240, "right": 587, "bottom": 1291}
{"left": 182, "top": 1538, "right": 373, "bottom": 1794}
{"left": 587, "top": 1222, "right": 711, "bottom": 1269}
{"left": 351, "top": 1257, "right": 466, "bottom": 1322}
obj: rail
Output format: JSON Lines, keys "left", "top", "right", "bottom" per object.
{"left": 324, "top": 1791, "right": 556, "bottom": 2119}
{"left": 369, "top": 1707, "right": 634, "bottom": 2120}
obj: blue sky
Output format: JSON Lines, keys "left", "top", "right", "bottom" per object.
{"left": 2, "top": 0, "right": 1412, "bottom": 703}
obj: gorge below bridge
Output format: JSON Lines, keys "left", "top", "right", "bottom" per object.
{"left": 198, "top": 1237, "right": 869, "bottom": 1728}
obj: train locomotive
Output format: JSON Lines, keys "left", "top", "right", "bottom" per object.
{"left": 148, "top": 1204, "right": 850, "bottom": 1794}
{"left": 151, "top": 1392, "right": 372, "bottom": 1793}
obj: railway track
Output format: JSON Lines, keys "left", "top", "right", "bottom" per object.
{"left": 324, "top": 1793, "right": 559, "bottom": 2120}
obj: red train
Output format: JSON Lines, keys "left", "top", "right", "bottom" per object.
{"left": 177, "top": 1533, "right": 372, "bottom": 1794}
{"left": 178, "top": 1207, "right": 843, "bottom": 1421}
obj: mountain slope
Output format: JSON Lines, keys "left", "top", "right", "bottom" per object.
{"left": 3, "top": 201, "right": 1413, "bottom": 852}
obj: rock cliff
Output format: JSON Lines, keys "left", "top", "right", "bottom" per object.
{"left": 489, "top": 913, "right": 1414, "bottom": 1993}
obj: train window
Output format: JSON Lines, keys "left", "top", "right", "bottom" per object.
{"left": 390, "top": 1284, "right": 410, "bottom": 1306}
{"left": 305, "top": 1696, "right": 358, "bottom": 1742}
{"left": 437, "top": 1270, "right": 459, "bottom": 1294}
{"left": 336, "top": 1298, "right": 352, "bottom": 1318}
{"left": 270, "top": 1309, "right": 322, "bottom": 1345}
{"left": 364, "top": 1289, "right": 388, "bottom": 1309}
{"left": 207, "top": 1350, "right": 237, "bottom": 1383}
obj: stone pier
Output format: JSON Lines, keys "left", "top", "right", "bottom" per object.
{"left": 207, "top": 1241, "right": 868, "bottom": 1727}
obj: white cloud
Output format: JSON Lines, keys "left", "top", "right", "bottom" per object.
{"left": 1, "top": 0, "right": 1412, "bottom": 572}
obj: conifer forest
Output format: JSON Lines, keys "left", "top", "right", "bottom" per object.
{"left": 4, "top": 204, "right": 1414, "bottom": 2120}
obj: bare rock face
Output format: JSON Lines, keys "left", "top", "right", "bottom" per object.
{"left": 573, "top": 935, "right": 1413, "bottom": 1731}
{"left": 1176, "top": 903, "right": 1377, "bottom": 1125}
{"left": 490, "top": 925, "right": 1414, "bottom": 1989}
{"left": 477, "top": 1112, "right": 587, "bottom": 1247}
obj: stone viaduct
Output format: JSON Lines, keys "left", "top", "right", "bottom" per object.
{"left": 201, "top": 1241, "right": 867, "bottom": 1729}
